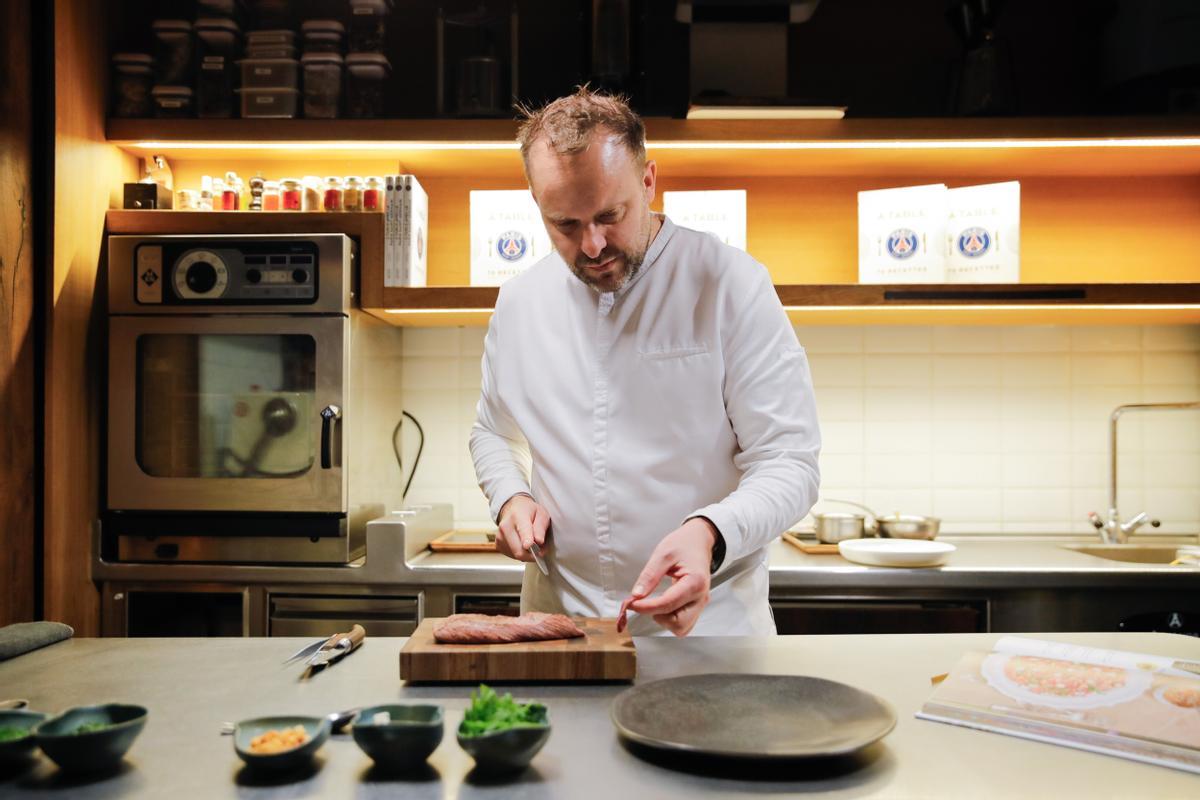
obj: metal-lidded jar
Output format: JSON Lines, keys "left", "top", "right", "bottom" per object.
{"left": 342, "top": 176, "right": 363, "bottom": 212}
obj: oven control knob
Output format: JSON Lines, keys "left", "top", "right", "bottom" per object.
{"left": 174, "top": 250, "right": 228, "bottom": 299}
{"left": 186, "top": 262, "right": 218, "bottom": 294}
{"left": 292, "top": 269, "right": 307, "bottom": 284}
{"left": 246, "top": 268, "right": 262, "bottom": 284}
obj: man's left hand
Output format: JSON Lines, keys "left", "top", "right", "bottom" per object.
{"left": 622, "top": 518, "right": 718, "bottom": 637}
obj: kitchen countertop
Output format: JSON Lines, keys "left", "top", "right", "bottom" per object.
{"left": 94, "top": 522, "right": 1200, "bottom": 590}
{"left": 2, "top": 631, "right": 1198, "bottom": 798}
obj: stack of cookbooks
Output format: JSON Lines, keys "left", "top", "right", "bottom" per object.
{"left": 918, "top": 636, "right": 1200, "bottom": 774}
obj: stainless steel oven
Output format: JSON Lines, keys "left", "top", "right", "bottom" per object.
{"left": 104, "top": 233, "right": 404, "bottom": 564}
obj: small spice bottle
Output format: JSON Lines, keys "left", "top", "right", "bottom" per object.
{"left": 280, "top": 178, "right": 302, "bottom": 210}
{"left": 248, "top": 175, "right": 265, "bottom": 210}
{"left": 342, "top": 176, "right": 363, "bottom": 212}
{"left": 212, "top": 177, "right": 229, "bottom": 210}
{"left": 302, "top": 176, "right": 323, "bottom": 211}
{"left": 221, "top": 172, "right": 240, "bottom": 210}
{"left": 323, "top": 176, "right": 344, "bottom": 211}
{"left": 262, "top": 180, "right": 281, "bottom": 210}
{"left": 363, "top": 176, "right": 384, "bottom": 211}
{"left": 198, "top": 175, "right": 214, "bottom": 211}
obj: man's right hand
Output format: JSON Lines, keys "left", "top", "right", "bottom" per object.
{"left": 496, "top": 493, "right": 551, "bottom": 563}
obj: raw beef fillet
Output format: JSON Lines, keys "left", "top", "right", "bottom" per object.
{"left": 433, "top": 612, "right": 586, "bottom": 644}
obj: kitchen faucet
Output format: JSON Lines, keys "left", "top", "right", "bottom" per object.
{"left": 1087, "top": 401, "right": 1200, "bottom": 544}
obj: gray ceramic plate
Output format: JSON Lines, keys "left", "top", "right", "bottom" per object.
{"left": 611, "top": 673, "right": 896, "bottom": 760}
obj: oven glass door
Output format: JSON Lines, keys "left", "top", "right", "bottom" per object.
{"left": 108, "top": 315, "right": 347, "bottom": 513}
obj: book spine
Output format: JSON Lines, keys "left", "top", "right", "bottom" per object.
{"left": 400, "top": 175, "right": 412, "bottom": 286}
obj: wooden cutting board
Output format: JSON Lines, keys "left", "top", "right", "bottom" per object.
{"left": 782, "top": 531, "right": 842, "bottom": 554}
{"left": 399, "top": 617, "right": 636, "bottom": 683}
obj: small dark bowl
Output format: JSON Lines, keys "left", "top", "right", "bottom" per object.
{"left": 351, "top": 704, "right": 443, "bottom": 771}
{"left": 33, "top": 704, "right": 147, "bottom": 773}
{"left": 0, "top": 710, "right": 49, "bottom": 765}
{"left": 456, "top": 725, "right": 551, "bottom": 774}
{"left": 234, "top": 716, "right": 329, "bottom": 773}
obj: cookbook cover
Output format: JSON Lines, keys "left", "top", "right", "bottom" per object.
{"left": 469, "top": 190, "right": 553, "bottom": 286}
{"left": 384, "top": 174, "right": 428, "bottom": 287}
{"left": 662, "top": 190, "right": 747, "bottom": 250}
{"left": 945, "top": 181, "right": 1020, "bottom": 284}
{"left": 917, "top": 637, "right": 1200, "bottom": 774}
{"left": 858, "top": 183, "right": 947, "bottom": 284}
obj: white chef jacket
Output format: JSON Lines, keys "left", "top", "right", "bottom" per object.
{"left": 470, "top": 216, "right": 821, "bottom": 635}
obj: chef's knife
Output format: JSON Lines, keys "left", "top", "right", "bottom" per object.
{"left": 529, "top": 542, "right": 550, "bottom": 576}
{"left": 307, "top": 624, "right": 366, "bottom": 668}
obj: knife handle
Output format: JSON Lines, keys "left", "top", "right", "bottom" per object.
{"left": 345, "top": 624, "right": 366, "bottom": 651}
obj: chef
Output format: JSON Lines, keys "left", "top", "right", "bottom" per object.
{"left": 470, "top": 87, "right": 821, "bottom": 636}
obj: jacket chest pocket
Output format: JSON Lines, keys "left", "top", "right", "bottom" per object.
{"left": 626, "top": 345, "right": 724, "bottom": 439}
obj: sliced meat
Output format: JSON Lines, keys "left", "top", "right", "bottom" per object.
{"left": 616, "top": 596, "right": 633, "bottom": 633}
{"left": 433, "top": 612, "right": 585, "bottom": 644}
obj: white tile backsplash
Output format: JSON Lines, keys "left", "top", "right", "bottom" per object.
{"left": 396, "top": 324, "right": 1200, "bottom": 533}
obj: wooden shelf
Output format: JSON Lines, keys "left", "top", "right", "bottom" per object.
{"left": 105, "top": 211, "right": 1200, "bottom": 326}
{"left": 107, "top": 115, "right": 1200, "bottom": 178}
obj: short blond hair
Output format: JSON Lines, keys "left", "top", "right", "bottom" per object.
{"left": 516, "top": 86, "right": 646, "bottom": 176}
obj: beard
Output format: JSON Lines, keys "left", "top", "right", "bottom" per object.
{"left": 565, "top": 212, "right": 654, "bottom": 292}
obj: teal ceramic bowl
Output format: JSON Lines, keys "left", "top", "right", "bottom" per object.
{"left": 351, "top": 704, "right": 443, "bottom": 770}
{"left": 33, "top": 704, "right": 147, "bottom": 773}
{"left": 233, "top": 716, "right": 329, "bottom": 772}
{"left": 0, "top": 710, "right": 48, "bottom": 766}
{"left": 456, "top": 724, "right": 551, "bottom": 774}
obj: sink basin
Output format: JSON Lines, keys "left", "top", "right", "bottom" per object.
{"left": 1061, "top": 544, "right": 1188, "bottom": 564}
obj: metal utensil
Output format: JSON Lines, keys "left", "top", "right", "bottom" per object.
{"left": 307, "top": 624, "right": 366, "bottom": 668}
{"left": 220, "top": 707, "right": 360, "bottom": 736}
{"left": 529, "top": 541, "right": 550, "bottom": 576}
{"left": 0, "top": 699, "right": 29, "bottom": 710}
{"left": 822, "top": 499, "right": 940, "bottom": 540}
{"left": 283, "top": 632, "right": 340, "bottom": 665}
{"left": 812, "top": 512, "right": 867, "bottom": 543}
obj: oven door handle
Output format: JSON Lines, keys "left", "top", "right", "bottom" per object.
{"left": 320, "top": 404, "right": 342, "bottom": 469}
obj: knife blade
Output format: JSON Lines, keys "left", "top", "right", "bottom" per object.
{"left": 307, "top": 624, "right": 366, "bottom": 668}
{"left": 283, "top": 633, "right": 339, "bottom": 665}
{"left": 529, "top": 542, "right": 550, "bottom": 576}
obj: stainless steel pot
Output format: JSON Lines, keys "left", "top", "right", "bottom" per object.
{"left": 812, "top": 512, "right": 867, "bottom": 543}
{"left": 821, "top": 500, "right": 941, "bottom": 540}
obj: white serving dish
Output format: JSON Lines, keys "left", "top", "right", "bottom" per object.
{"left": 837, "top": 538, "right": 956, "bottom": 568}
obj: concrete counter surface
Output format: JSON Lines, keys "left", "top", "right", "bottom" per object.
{"left": 2, "top": 632, "right": 1198, "bottom": 798}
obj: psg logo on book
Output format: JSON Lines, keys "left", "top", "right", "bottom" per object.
{"left": 886, "top": 228, "right": 919, "bottom": 260}
{"left": 496, "top": 231, "right": 528, "bottom": 262}
{"left": 956, "top": 226, "right": 991, "bottom": 258}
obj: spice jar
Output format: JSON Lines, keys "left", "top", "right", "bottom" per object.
{"left": 199, "top": 175, "right": 214, "bottom": 211}
{"left": 342, "top": 176, "right": 363, "bottom": 212}
{"left": 174, "top": 189, "right": 199, "bottom": 210}
{"left": 302, "top": 176, "right": 323, "bottom": 211}
{"left": 280, "top": 178, "right": 302, "bottom": 210}
{"left": 323, "top": 176, "right": 344, "bottom": 211}
{"left": 222, "top": 172, "right": 241, "bottom": 210}
{"left": 363, "top": 176, "right": 384, "bottom": 211}
{"left": 263, "top": 180, "right": 281, "bottom": 210}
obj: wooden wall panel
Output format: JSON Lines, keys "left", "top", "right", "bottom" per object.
{"left": 0, "top": 0, "right": 36, "bottom": 626}
{"left": 47, "top": 0, "right": 138, "bottom": 634}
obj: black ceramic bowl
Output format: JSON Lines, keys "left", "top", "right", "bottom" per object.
{"left": 33, "top": 703, "right": 147, "bottom": 773}
{"left": 351, "top": 704, "right": 443, "bottom": 771}
{"left": 233, "top": 715, "right": 329, "bottom": 772}
{"left": 0, "top": 710, "right": 49, "bottom": 766}
{"left": 456, "top": 723, "right": 551, "bottom": 774}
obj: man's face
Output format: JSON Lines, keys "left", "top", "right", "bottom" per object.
{"left": 527, "top": 132, "right": 657, "bottom": 293}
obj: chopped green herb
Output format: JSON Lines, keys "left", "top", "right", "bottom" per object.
{"left": 0, "top": 726, "right": 30, "bottom": 742}
{"left": 72, "top": 721, "right": 113, "bottom": 735}
{"left": 458, "top": 684, "right": 547, "bottom": 738}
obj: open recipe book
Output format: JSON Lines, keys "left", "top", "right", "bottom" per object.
{"left": 917, "top": 637, "right": 1200, "bottom": 774}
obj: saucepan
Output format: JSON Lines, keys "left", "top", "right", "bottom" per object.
{"left": 817, "top": 499, "right": 941, "bottom": 541}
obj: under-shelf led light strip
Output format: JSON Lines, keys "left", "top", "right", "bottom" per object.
{"left": 130, "top": 137, "right": 1200, "bottom": 152}
{"left": 384, "top": 303, "right": 1200, "bottom": 315}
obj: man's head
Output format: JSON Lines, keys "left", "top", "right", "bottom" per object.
{"left": 517, "top": 87, "right": 658, "bottom": 292}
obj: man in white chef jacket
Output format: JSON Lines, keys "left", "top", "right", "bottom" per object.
{"left": 470, "top": 88, "right": 821, "bottom": 636}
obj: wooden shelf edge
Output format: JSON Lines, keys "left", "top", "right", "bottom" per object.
{"left": 108, "top": 115, "right": 1200, "bottom": 145}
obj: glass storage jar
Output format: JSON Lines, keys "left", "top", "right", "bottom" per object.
{"left": 301, "top": 53, "right": 342, "bottom": 118}
{"left": 342, "top": 176, "right": 363, "bottom": 211}
{"left": 262, "top": 180, "right": 281, "bottom": 210}
{"left": 151, "top": 19, "right": 195, "bottom": 85}
{"left": 151, "top": 85, "right": 194, "bottom": 118}
{"left": 280, "top": 178, "right": 302, "bottom": 210}
{"left": 323, "top": 177, "right": 344, "bottom": 211}
{"left": 345, "top": 53, "right": 391, "bottom": 118}
{"left": 363, "top": 176, "right": 385, "bottom": 211}
{"left": 348, "top": 0, "right": 391, "bottom": 52}
{"left": 111, "top": 53, "right": 154, "bottom": 118}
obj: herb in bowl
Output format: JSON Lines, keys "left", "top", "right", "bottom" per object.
{"left": 458, "top": 685, "right": 548, "bottom": 737}
{"left": 71, "top": 721, "right": 114, "bottom": 735}
{"left": 0, "top": 726, "right": 31, "bottom": 742}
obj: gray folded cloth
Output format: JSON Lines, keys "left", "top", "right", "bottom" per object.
{"left": 0, "top": 621, "right": 75, "bottom": 661}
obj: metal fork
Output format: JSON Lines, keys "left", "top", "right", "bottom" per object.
{"left": 220, "top": 707, "right": 359, "bottom": 736}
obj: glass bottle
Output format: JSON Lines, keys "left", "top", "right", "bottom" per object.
{"left": 323, "top": 176, "right": 344, "bottom": 211}
{"left": 262, "top": 180, "right": 281, "bottom": 211}
{"left": 363, "top": 176, "right": 384, "bottom": 211}
{"left": 342, "top": 176, "right": 363, "bottom": 212}
{"left": 280, "top": 178, "right": 302, "bottom": 211}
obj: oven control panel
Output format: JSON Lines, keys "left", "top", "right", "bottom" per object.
{"left": 135, "top": 240, "right": 319, "bottom": 305}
